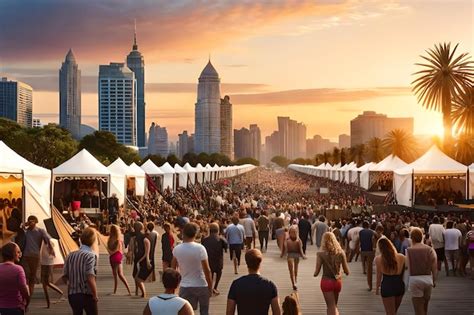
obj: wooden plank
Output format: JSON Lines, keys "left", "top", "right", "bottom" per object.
{"left": 28, "top": 236, "right": 474, "bottom": 314}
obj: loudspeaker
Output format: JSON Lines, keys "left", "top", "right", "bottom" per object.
{"left": 43, "top": 218, "right": 60, "bottom": 239}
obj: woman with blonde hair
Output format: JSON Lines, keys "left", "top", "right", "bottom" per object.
{"left": 281, "top": 225, "right": 306, "bottom": 290}
{"left": 282, "top": 293, "right": 301, "bottom": 315}
{"left": 375, "top": 237, "right": 405, "bottom": 315}
{"left": 314, "top": 232, "right": 350, "bottom": 315}
{"left": 107, "top": 224, "right": 131, "bottom": 295}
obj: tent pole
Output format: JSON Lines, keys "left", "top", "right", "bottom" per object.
{"left": 21, "top": 170, "right": 26, "bottom": 221}
{"left": 411, "top": 169, "right": 414, "bottom": 208}
{"left": 467, "top": 167, "right": 470, "bottom": 201}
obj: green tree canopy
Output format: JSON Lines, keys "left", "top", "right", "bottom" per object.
{"left": 79, "top": 131, "right": 140, "bottom": 165}
{"left": 234, "top": 157, "right": 259, "bottom": 166}
{"left": 271, "top": 155, "right": 289, "bottom": 167}
{"left": 143, "top": 154, "right": 166, "bottom": 167}
{"left": 182, "top": 152, "right": 198, "bottom": 166}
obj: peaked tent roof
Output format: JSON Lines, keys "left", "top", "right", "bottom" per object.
{"left": 372, "top": 155, "right": 407, "bottom": 172}
{"left": 174, "top": 164, "right": 187, "bottom": 174}
{"left": 53, "top": 149, "right": 110, "bottom": 176}
{"left": 159, "top": 162, "right": 175, "bottom": 174}
{"left": 129, "top": 162, "right": 146, "bottom": 175}
{"left": 356, "top": 162, "right": 376, "bottom": 171}
{"left": 195, "top": 163, "right": 207, "bottom": 171}
{"left": 140, "top": 159, "right": 164, "bottom": 175}
{"left": 108, "top": 158, "right": 133, "bottom": 176}
{"left": 394, "top": 146, "right": 467, "bottom": 175}
{"left": 0, "top": 141, "right": 50, "bottom": 175}
{"left": 183, "top": 163, "right": 197, "bottom": 172}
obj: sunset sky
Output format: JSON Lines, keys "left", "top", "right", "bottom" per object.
{"left": 0, "top": 0, "right": 472, "bottom": 142}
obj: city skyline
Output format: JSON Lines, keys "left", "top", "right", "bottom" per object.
{"left": 0, "top": 0, "right": 472, "bottom": 142}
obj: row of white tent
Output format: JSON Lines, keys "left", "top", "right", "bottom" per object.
{"left": 0, "top": 141, "right": 256, "bottom": 227}
{"left": 289, "top": 146, "right": 474, "bottom": 207}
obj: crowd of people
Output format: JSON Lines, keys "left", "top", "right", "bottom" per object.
{"left": 0, "top": 167, "right": 473, "bottom": 315}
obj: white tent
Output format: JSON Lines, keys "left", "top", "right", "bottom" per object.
{"left": 159, "top": 162, "right": 175, "bottom": 191}
{"left": 372, "top": 155, "right": 407, "bottom": 172}
{"left": 205, "top": 164, "right": 213, "bottom": 182}
{"left": 358, "top": 162, "right": 376, "bottom": 189}
{"left": 108, "top": 158, "right": 133, "bottom": 204}
{"left": 0, "top": 141, "right": 51, "bottom": 226}
{"left": 195, "top": 163, "right": 206, "bottom": 184}
{"left": 140, "top": 159, "right": 164, "bottom": 192}
{"left": 394, "top": 146, "right": 467, "bottom": 207}
{"left": 343, "top": 162, "right": 356, "bottom": 184}
{"left": 129, "top": 163, "right": 146, "bottom": 196}
{"left": 174, "top": 164, "right": 188, "bottom": 188}
{"left": 53, "top": 149, "right": 111, "bottom": 213}
{"left": 183, "top": 163, "right": 197, "bottom": 185}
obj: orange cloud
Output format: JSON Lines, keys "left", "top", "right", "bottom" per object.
{"left": 0, "top": 0, "right": 353, "bottom": 62}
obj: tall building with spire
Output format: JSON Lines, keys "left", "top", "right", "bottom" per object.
{"left": 220, "top": 95, "right": 233, "bottom": 159}
{"left": 59, "top": 49, "right": 81, "bottom": 138}
{"left": 194, "top": 60, "right": 221, "bottom": 154}
{"left": 126, "top": 21, "right": 146, "bottom": 147}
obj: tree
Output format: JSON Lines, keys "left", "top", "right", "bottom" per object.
{"left": 271, "top": 156, "right": 289, "bottom": 167}
{"left": 166, "top": 154, "right": 181, "bottom": 166}
{"left": 0, "top": 120, "right": 77, "bottom": 168}
{"left": 331, "top": 147, "right": 340, "bottom": 165}
{"left": 79, "top": 131, "right": 140, "bottom": 165}
{"left": 197, "top": 152, "right": 210, "bottom": 165}
{"left": 209, "top": 153, "right": 232, "bottom": 166}
{"left": 340, "top": 148, "right": 349, "bottom": 165}
{"left": 143, "top": 154, "right": 166, "bottom": 167}
{"left": 382, "top": 129, "right": 418, "bottom": 162}
{"left": 25, "top": 124, "right": 78, "bottom": 168}
{"left": 454, "top": 133, "right": 474, "bottom": 165}
{"left": 350, "top": 144, "right": 365, "bottom": 167}
{"left": 235, "top": 157, "right": 259, "bottom": 166}
{"left": 366, "top": 137, "right": 385, "bottom": 163}
{"left": 412, "top": 42, "right": 474, "bottom": 149}
{"left": 291, "top": 158, "right": 313, "bottom": 165}
{"left": 182, "top": 152, "right": 198, "bottom": 166}
{"left": 452, "top": 84, "right": 474, "bottom": 136}
{"left": 322, "top": 152, "right": 331, "bottom": 164}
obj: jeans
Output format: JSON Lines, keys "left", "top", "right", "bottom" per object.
{"left": 68, "top": 294, "right": 98, "bottom": 315}
{"left": 179, "top": 286, "right": 210, "bottom": 315}
{"left": 259, "top": 231, "right": 269, "bottom": 250}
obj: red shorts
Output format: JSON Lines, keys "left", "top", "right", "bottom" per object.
{"left": 320, "top": 278, "right": 342, "bottom": 293}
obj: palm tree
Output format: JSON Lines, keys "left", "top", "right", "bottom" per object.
{"left": 366, "top": 137, "right": 385, "bottom": 163}
{"left": 412, "top": 42, "right": 474, "bottom": 148}
{"left": 382, "top": 129, "right": 418, "bottom": 162}
{"left": 454, "top": 133, "right": 474, "bottom": 165}
{"left": 349, "top": 144, "right": 365, "bottom": 167}
{"left": 322, "top": 152, "right": 331, "bottom": 164}
{"left": 340, "top": 148, "right": 349, "bottom": 165}
{"left": 452, "top": 84, "right": 474, "bottom": 136}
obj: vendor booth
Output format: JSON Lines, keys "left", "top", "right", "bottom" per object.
{"left": 368, "top": 155, "right": 407, "bottom": 191}
{"left": 174, "top": 164, "right": 188, "bottom": 189}
{"left": 53, "top": 149, "right": 111, "bottom": 216}
{"left": 159, "top": 162, "right": 175, "bottom": 191}
{"left": 394, "top": 146, "right": 468, "bottom": 207}
{"left": 0, "top": 141, "right": 51, "bottom": 228}
{"left": 183, "top": 163, "right": 197, "bottom": 185}
{"left": 129, "top": 163, "right": 146, "bottom": 196}
{"left": 140, "top": 159, "right": 164, "bottom": 192}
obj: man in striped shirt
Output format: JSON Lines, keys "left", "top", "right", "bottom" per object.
{"left": 62, "top": 227, "right": 98, "bottom": 315}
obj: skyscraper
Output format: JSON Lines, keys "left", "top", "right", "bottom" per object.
{"left": 350, "top": 111, "right": 413, "bottom": 146}
{"left": 220, "top": 95, "right": 233, "bottom": 159}
{"left": 0, "top": 77, "right": 32, "bottom": 127}
{"left": 194, "top": 60, "right": 221, "bottom": 154}
{"left": 276, "top": 116, "right": 306, "bottom": 159}
{"left": 126, "top": 23, "right": 146, "bottom": 147}
{"left": 234, "top": 127, "right": 250, "bottom": 159}
{"left": 98, "top": 63, "right": 137, "bottom": 146}
{"left": 249, "top": 124, "right": 261, "bottom": 161}
{"left": 59, "top": 49, "right": 81, "bottom": 139}
{"left": 148, "top": 123, "right": 168, "bottom": 156}
{"left": 178, "top": 130, "right": 194, "bottom": 159}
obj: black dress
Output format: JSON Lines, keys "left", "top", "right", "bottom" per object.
{"left": 161, "top": 232, "right": 174, "bottom": 264}
{"left": 133, "top": 234, "right": 152, "bottom": 281}
{"left": 381, "top": 265, "right": 405, "bottom": 298}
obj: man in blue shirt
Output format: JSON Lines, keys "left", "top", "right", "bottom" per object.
{"left": 358, "top": 221, "right": 375, "bottom": 291}
{"left": 225, "top": 216, "right": 245, "bottom": 275}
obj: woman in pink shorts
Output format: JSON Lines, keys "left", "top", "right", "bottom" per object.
{"left": 107, "top": 224, "right": 131, "bottom": 295}
{"left": 314, "top": 232, "right": 350, "bottom": 315}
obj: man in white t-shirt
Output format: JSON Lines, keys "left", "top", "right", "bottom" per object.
{"left": 428, "top": 216, "right": 448, "bottom": 275}
{"left": 443, "top": 221, "right": 461, "bottom": 276}
{"left": 347, "top": 220, "right": 363, "bottom": 262}
{"left": 172, "top": 223, "right": 213, "bottom": 315}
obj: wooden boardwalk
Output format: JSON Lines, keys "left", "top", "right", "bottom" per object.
{"left": 28, "top": 236, "right": 474, "bottom": 315}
